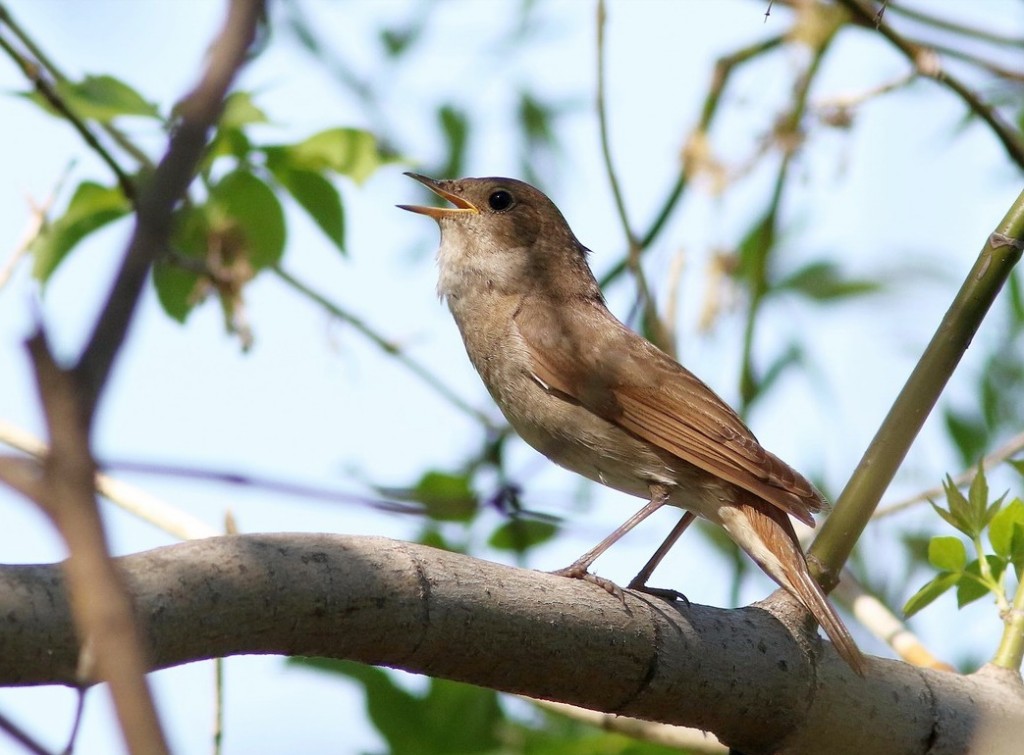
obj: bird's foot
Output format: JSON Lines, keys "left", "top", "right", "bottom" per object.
{"left": 550, "top": 565, "right": 624, "bottom": 601}
{"left": 625, "top": 578, "right": 690, "bottom": 606}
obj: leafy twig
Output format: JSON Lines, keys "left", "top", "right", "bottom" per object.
{"left": 0, "top": 3, "right": 155, "bottom": 170}
{"left": 0, "top": 18, "right": 136, "bottom": 201}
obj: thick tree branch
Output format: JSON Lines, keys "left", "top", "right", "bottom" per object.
{"left": 0, "top": 534, "right": 1021, "bottom": 754}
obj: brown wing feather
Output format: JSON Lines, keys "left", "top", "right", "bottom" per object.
{"left": 514, "top": 298, "right": 824, "bottom": 525}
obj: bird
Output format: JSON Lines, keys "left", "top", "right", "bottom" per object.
{"left": 399, "top": 172, "right": 865, "bottom": 675}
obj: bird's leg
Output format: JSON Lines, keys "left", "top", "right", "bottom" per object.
{"left": 551, "top": 485, "right": 670, "bottom": 597}
{"left": 626, "top": 510, "right": 696, "bottom": 603}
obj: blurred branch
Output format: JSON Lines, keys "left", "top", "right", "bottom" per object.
{"left": 873, "top": 430, "right": 1024, "bottom": 519}
{"left": 528, "top": 698, "right": 727, "bottom": 753}
{"left": 600, "top": 33, "right": 785, "bottom": 288}
{"left": 739, "top": 14, "right": 841, "bottom": 411}
{"left": 835, "top": 0, "right": 1024, "bottom": 170}
{"left": 0, "top": 419, "right": 218, "bottom": 540}
{"left": 811, "top": 186, "right": 1024, "bottom": 587}
{"left": 886, "top": 1, "right": 1024, "bottom": 49}
{"left": 0, "top": 173, "right": 66, "bottom": 292}
{"left": 594, "top": 0, "right": 672, "bottom": 355}
{"left": 3, "top": 2, "right": 264, "bottom": 753}
{"left": 273, "top": 265, "right": 497, "bottom": 429}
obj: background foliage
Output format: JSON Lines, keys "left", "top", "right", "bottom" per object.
{"left": 0, "top": 0, "right": 1023, "bottom": 752}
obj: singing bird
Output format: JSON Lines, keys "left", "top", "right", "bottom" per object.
{"left": 400, "top": 173, "right": 864, "bottom": 674}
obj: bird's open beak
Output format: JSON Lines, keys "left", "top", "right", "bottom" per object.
{"left": 398, "top": 172, "right": 479, "bottom": 218}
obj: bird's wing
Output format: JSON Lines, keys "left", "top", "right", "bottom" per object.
{"left": 513, "top": 297, "right": 825, "bottom": 526}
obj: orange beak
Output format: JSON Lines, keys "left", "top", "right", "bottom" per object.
{"left": 398, "top": 173, "right": 479, "bottom": 219}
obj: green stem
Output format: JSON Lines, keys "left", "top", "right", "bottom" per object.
{"left": 810, "top": 187, "right": 1024, "bottom": 588}
{"left": 992, "top": 566, "right": 1024, "bottom": 670}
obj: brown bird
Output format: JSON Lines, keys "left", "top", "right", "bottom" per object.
{"left": 399, "top": 173, "right": 865, "bottom": 675}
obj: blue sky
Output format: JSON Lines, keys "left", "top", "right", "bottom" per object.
{"left": 0, "top": 1, "right": 1022, "bottom": 752}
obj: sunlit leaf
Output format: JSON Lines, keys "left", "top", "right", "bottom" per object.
{"left": 219, "top": 91, "right": 269, "bottom": 129}
{"left": 989, "top": 498, "right": 1024, "bottom": 559}
{"left": 31, "top": 181, "right": 131, "bottom": 282}
{"left": 903, "top": 572, "right": 960, "bottom": 617}
{"left": 927, "top": 536, "right": 966, "bottom": 573}
{"left": 282, "top": 128, "right": 385, "bottom": 183}
{"left": 57, "top": 75, "right": 160, "bottom": 122}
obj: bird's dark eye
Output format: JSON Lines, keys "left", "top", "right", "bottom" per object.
{"left": 488, "top": 190, "right": 514, "bottom": 212}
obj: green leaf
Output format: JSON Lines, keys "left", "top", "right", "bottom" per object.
{"left": 31, "top": 182, "right": 132, "bottom": 282}
{"left": 438, "top": 104, "right": 469, "bottom": 180}
{"left": 776, "top": 260, "right": 882, "bottom": 301}
{"left": 930, "top": 498, "right": 970, "bottom": 538}
{"left": 988, "top": 499, "right": 1024, "bottom": 558}
{"left": 944, "top": 409, "right": 988, "bottom": 469}
{"left": 967, "top": 463, "right": 991, "bottom": 529}
{"left": 927, "top": 536, "right": 967, "bottom": 572}
{"left": 153, "top": 206, "right": 211, "bottom": 322}
{"left": 938, "top": 476, "right": 976, "bottom": 536}
{"left": 735, "top": 212, "right": 775, "bottom": 292}
{"left": 397, "top": 470, "right": 478, "bottom": 522}
{"left": 209, "top": 170, "right": 285, "bottom": 269}
{"left": 295, "top": 659, "right": 503, "bottom": 754}
{"left": 956, "top": 557, "right": 1005, "bottom": 608}
{"left": 267, "top": 164, "right": 345, "bottom": 252}
{"left": 903, "top": 572, "right": 960, "bottom": 617}
{"left": 488, "top": 519, "right": 558, "bottom": 552}
{"left": 282, "top": 128, "right": 385, "bottom": 183}
{"left": 219, "top": 91, "right": 269, "bottom": 130}
{"left": 59, "top": 75, "right": 159, "bottom": 122}
{"left": 1010, "top": 458, "right": 1024, "bottom": 478}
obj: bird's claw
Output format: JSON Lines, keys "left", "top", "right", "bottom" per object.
{"left": 626, "top": 580, "right": 690, "bottom": 606}
{"left": 550, "top": 565, "right": 625, "bottom": 602}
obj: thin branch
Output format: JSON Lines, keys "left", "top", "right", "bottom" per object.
{"left": 528, "top": 698, "right": 727, "bottom": 753}
{"left": 599, "top": 33, "right": 785, "bottom": 288}
{"left": 886, "top": 1, "right": 1024, "bottom": 49}
{"left": 0, "top": 3, "right": 154, "bottom": 170}
{"left": 835, "top": 0, "right": 1024, "bottom": 169}
{"left": 594, "top": 0, "right": 672, "bottom": 355}
{"left": 0, "top": 173, "right": 67, "bottom": 292}
{"left": 272, "top": 265, "right": 496, "bottom": 429}
{"left": 0, "top": 23, "right": 136, "bottom": 201}
{"left": 873, "top": 430, "right": 1024, "bottom": 519}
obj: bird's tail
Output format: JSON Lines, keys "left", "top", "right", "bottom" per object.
{"left": 723, "top": 496, "right": 866, "bottom": 676}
